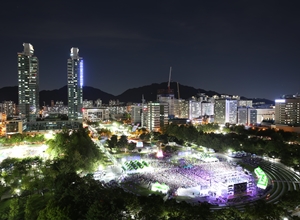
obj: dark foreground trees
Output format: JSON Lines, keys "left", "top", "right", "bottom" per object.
{"left": 37, "top": 172, "right": 213, "bottom": 220}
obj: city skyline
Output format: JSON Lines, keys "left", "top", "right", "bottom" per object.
{"left": 1, "top": 1, "right": 300, "bottom": 100}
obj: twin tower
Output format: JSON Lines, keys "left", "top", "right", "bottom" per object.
{"left": 17, "top": 43, "right": 83, "bottom": 121}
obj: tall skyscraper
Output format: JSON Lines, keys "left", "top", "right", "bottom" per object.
{"left": 17, "top": 43, "right": 39, "bottom": 121}
{"left": 67, "top": 47, "right": 83, "bottom": 120}
{"left": 214, "top": 99, "right": 237, "bottom": 124}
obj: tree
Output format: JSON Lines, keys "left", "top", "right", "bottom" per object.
{"left": 245, "top": 200, "right": 285, "bottom": 220}
{"left": 97, "top": 128, "right": 112, "bottom": 138}
{"left": 212, "top": 207, "right": 245, "bottom": 220}
{"left": 138, "top": 195, "right": 166, "bottom": 219}
{"left": 8, "top": 198, "right": 23, "bottom": 220}
{"left": 118, "top": 135, "right": 128, "bottom": 149}
{"left": 38, "top": 172, "right": 128, "bottom": 220}
{"left": 86, "top": 199, "right": 124, "bottom": 220}
{"left": 24, "top": 194, "right": 50, "bottom": 220}
{"left": 37, "top": 199, "right": 71, "bottom": 220}
{"left": 139, "top": 133, "right": 150, "bottom": 141}
{"left": 127, "top": 142, "right": 136, "bottom": 151}
{"left": 46, "top": 128, "right": 101, "bottom": 173}
{"left": 106, "top": 135, "right": 118, "bottom": 150}
{"left": 197, "top": 123, "right": 219, "bottom": 133}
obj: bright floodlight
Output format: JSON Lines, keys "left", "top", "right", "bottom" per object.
{"left": 44, "top": 131, "right": 54, "bottom": 140}
{"left": 15, "top": 189, "right": 21, "bottom": 195}
{"left": 156, "top": 149, "right": 163, "bottom": 158}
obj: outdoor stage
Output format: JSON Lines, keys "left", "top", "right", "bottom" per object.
{"left": 120, "top": 153, "right": 259, "bottom": 205}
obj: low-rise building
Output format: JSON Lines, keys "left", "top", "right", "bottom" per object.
{"left": 5, "top": 117, "right": 27, "bottom": 135}
{"left": 82, "top": 107, "right": 109, "bottom": 122}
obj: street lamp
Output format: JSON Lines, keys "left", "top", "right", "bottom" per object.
{"left": 15, "top": 188, "right": 21, "bottom": 196}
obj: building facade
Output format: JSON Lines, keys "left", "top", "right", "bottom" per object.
{"left": 238, "top": 100, "right": 253, "bottom": 107}
{"left": 247, "top": 108, "right": 257, "bottom": 125}
{"left": 214, "top": 99, "right": 237, "bottom": 124}
{"left": 256, "top": 108, "right": 275, "bottom": 123}
{"left": 275, "top": 97, "right": 300, "bottom": 126}
{"left": 17, "top": 43, "right": 39, "bottom": 121}
{"left": 146, "top": 102, "right": 169, "bottom": 131}
{"left": 82, "top": 108, "right": 109, "bottom": 122}
{"left": 237, "top": 108, "right": 248, "bottom": 125}
{"left": 188, "top": 100, "right": 202, "bottom": 120}
{"left": 157, "top": 89, "right": 175, "bottom": 118}
{"left": 83, "top": 100, "right": 94, "bottom": 108}
{"left": 131, "top": 104, "right": 142, "bottom": 124}
{"left": 201, "top": 102, "right": 214, "bottom": 116}
{"left": 6, "top": 118, "right": 27, "bottom": 135}
{"left": 174, "top": 99, "right": 189, "bottom": 118}
{"left": 67, "top": 47, "right": 83, "bottom": 120}
{"left": 1, "top": 101, "right": 17, "bottom": 117}
{"left": 42, "top": 101, "right": 68, "bottom": 117}
{"left": 234, "top": 107, "right": 258, "bottom": 126}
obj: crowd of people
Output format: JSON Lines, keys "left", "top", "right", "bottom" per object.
{"left": 120, "top": 157, "right": 253, "bottom": 195}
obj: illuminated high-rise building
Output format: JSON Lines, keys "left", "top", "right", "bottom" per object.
{"left": 17, "top": 43, "right": 39, "bottom": 121}
{"left": 2, "top": 101, "right": 17, "bottom": 117}
{"left": 188, "top": 100, "right": 202, "bottom": 120}
{"left": 236, "top": 107, "right": 258, "bottom": 125}
{"left": 174, "top": 99, "right": 189, "bottom": 118}
{"left": 157, "top": 89, "right": 175, "bottom": 118}
{"left": 201, "top": 102, "right": 214, "bottom": 116}
{"left": 214, "top": 99, "right": 237, "bottom": 124}
{"left": 67, "top": 47, "right": 83, "bottom": 120}
{"left": 130, "top": 104, "right": 142, "bottom": 124}
{"left": 275, "top": 95, "right": 300, "bottom": 126}
{"left": 146, "top": 102, "right": 169, "bottom": 131}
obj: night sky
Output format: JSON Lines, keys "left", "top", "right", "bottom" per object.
{"left": 1, "top": 1, "right": 300, "bottom": 100}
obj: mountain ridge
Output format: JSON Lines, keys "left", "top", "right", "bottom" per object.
{"left": 0, "top": 83, "right": 274, "bottom": 106}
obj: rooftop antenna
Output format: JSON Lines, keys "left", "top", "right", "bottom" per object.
{"left": 168, "top": 66, "right": 172, "bottom": 93}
